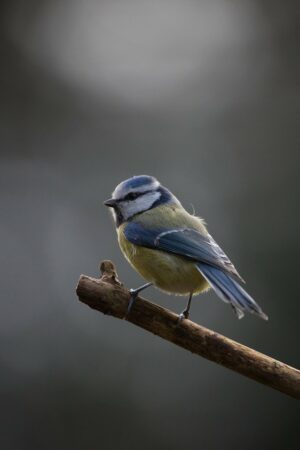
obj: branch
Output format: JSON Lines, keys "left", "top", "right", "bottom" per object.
{"left": 76, "top": 260, "right": 300, "bottom": 399}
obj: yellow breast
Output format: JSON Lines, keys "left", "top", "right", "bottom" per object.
{"left": 117, "top": 206, "right": 210, "bottom": 296}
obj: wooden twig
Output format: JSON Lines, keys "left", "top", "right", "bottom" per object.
{"left": 76, "top": 260, "right": 300, "bottom": 399}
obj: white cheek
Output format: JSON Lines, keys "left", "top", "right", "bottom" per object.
{"left": 122, "top": 191, "right": 161, "bottom": 219}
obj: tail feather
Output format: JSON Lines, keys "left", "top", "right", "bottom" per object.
{"left": 197, "top": 263, "right": 268, "bottom": 321}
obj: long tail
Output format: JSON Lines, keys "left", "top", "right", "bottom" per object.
{"left": 197, "top": 263, "right": 268, "bottom": 320}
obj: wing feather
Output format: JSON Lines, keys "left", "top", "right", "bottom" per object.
{"left": 124, "top": 223, "right": 243, "bottom": 282}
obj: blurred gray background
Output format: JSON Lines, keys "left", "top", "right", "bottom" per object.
{"left": 1, "top": 1, "right": 299, "bottom": 449}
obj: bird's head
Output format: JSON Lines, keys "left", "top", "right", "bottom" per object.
{"left": 104, "top": 175, "right": 180, "bottom": 226}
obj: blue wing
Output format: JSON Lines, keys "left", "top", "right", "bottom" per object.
{"left": 124, "top": 222, "right": 243, "bottom": 282}
{"left": 124, "top": 222, "right": 268, "bottom": 320}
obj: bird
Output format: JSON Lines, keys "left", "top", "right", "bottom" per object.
{"left": 104, "top": 175, "right": 268, "bottom": 322}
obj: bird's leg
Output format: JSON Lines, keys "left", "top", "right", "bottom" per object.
{"left": 178, "top": 292, "right": 193, "bottom": 323}
{"left": 125, "top": 282, "right": 152, "bottom": 318}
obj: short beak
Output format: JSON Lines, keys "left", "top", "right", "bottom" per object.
{"left": 104, "top": 198, "right": 117, "bottom": 208}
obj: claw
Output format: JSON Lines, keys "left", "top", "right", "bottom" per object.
{"left": 177, "top": 310, "right": 189, "bottom": 324}
{"left": 125, "top": 292, "right": 137, "bottom": 318}
{"left": 176, "top": 292, "right": 193, "bottom": 325}
{"left": 125, "top": 282, "right": 152, "bottom": 319}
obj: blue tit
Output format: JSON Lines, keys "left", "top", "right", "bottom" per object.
{"left": 104, "top": 175, "right": 268, "bottom": 322}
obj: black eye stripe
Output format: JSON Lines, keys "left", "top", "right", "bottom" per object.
{"left": 124, "top": 190, "right": 152, "bottom": 201}
{"left": 124, "top": 192, "right": 139, "bottom": 200}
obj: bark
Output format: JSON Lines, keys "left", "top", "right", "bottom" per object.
{"left": 76, "top": 260, "right": 300, "bottom": 399}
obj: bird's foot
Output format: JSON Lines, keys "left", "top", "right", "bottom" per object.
{"left": 125, "top": 282, "right": 152, "bottom": 319}
{"left": 177, "top": 310, "right": 189, "bottom": 324}
{"left": 125, "top": 289, "right": 138, "bottom": 319}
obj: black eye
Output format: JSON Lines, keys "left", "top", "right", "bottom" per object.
{"left": 125, "top": 192, "right": 139, "bottom": 201}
